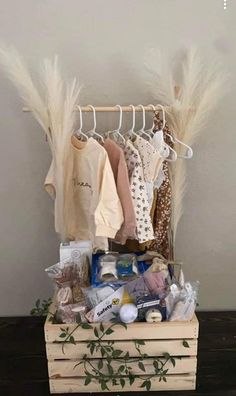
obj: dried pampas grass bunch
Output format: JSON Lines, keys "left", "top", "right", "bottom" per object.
{"left": 0, "top": 44, "right": 81, "bottom": 240}
{"left": 145, "top": 47, "right": 226, "bottom": 251}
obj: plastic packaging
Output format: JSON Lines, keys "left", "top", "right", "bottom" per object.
{"left": 98, "top": 254, "right": 118, "bottom": 282}
{"left": 143, "top": 270, "right": 166, "bottom": 295}
{"left": 136, "top": 295, "right": 167, "bottom": 321}
{"left": 56, "top": 286, "right": 73, "bottom": 306}
{"left": 82, "top": 286, "right": 115, "bottom": 309}
{"left": 57, "top": 303, "right": 87, "bottom": 323}
{"left": 85, "top": 286, "right": 132, "bottom": 323}
{"left": 45, "top": 256, "right": 90, "bottom": 288}
{"left": 93, "top": 252, "right": 139, "bottom": 287}
{"left": 116, "top": 254, "right": 138, "bottom": 280}
{"left": 124, "top": 276, "right": 150, "bottom": 300}
{"left": 168, "top": 281, "right": 199, "bottom": 321}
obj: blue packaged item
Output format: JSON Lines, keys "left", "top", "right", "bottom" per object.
{"left": 136, "top": 294, "right": 167, "bottom": 321}
{"left": 91, "top": 252, "right": 149, "bottom": 288}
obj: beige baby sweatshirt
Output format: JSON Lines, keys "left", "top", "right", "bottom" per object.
{"left": 45, "top": 136, "right": 124, "bottom": 251}
{"left": 103, "top": 138, "right": 137, "bottom": 244}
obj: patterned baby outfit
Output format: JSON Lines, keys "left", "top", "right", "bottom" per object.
{"left": 148, "top": 112, "right": 172, "bottom": 259}
{"left": 123, "top": 140, "right": 154, "bottom": 244}
{"left": 132, "top": 136, "right": 163, "bottom": 209}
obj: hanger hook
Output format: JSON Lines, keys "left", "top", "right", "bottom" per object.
{"left": 129, "top": 104, "right": 135, "bottom": 132}
{"left": 155, "top": 104, "right": 166, "bottom": 129}
{"left": 88, "top": 105, "right": 96, "bottom": 131}
{"left": 116, "top": 105, "right": 122, "bottom": 131}
{"left": 138, "top": 104, "right": 145, "bottom": 130}
{"left": 77, "top": 105, "right": 83, "bottom": 131}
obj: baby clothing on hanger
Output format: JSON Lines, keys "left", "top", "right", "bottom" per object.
{"left": 148, "top": 114, "right": 173, "bottom": 259}
{"left": 132, "top": 136, "right": 163, "bottom": 208}
{"left": 152, "top": 131, "right": 166, "bottom": 189}
{"left": 123, "top": 140, "right": 154, "bottom": 244}
{"left": 45, "top": 136, "right": 124, "bottom": 251}
{"left": 103, "top": 138, "right": 137, "bottom": 244}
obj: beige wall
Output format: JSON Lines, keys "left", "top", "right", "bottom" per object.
{"left": 0, "top": 0, "right": 235, "bottom": 315}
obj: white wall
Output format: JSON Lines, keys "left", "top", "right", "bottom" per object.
{"left": 0, "top": 0, "right": 235, "bottom": 315}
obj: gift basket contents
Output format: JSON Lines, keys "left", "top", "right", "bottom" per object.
{"left": 45, "top": 241, "right": 199, "bottom": 325}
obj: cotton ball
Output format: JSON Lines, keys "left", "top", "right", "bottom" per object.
{"left": 119, "top": 303, "right": 138, "bottom": 324}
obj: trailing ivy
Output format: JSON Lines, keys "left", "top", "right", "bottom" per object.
{"left": 57, "top": 312, "right": 176, "bottom": 391}
{"left": 30, "top": 298, "right": 52, "bottom": 317}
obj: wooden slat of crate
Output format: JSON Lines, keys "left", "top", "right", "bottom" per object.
{"left": 45, "top": 314, "right": 199, "bottom": 342}
{"left": 46, "top": 338, "right": 198, "bottom": 360}
{"left": 48, "top": 356, "right": 197, "bottom": 378}
{"left": 49, "top": 374, "right": 196, "bottom": 393}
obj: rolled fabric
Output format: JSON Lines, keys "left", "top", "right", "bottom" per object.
{"left": 57, "top": 286, "right": 73, "bottom": 305}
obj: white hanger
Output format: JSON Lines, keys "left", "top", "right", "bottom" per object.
{"left": 86, "top": 105, "right": 104, "bottom": 143}
{"left": 107, "top": 105, "right": 126, "bottom": 145}
{"left": 124, "top": 105, "right": 138, "bottom": 140}
{"left": 75, "top": 106, "right": 88, "bottom": 141}
{"left": 136, "top": 104, "right": 151, "bottom": 140}
{"left": 153, "top": 104, "right": 176, "bottom": 160}
{"left": 155, "top": 105, "right": 192, "bottom": 160}
{"left": 145, "top": 104, "right": 156, "bottom": 137}
{"left": 171, "top": 131, "right": 193, "bottom": 159}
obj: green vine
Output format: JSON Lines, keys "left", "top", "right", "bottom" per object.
{"left": 30, "top": 298, "right": 52, "bottom": 317}
{"left": 57, "top": 313, "right": 177, "bottom": 391}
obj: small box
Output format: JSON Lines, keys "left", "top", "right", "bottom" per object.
{"left": 60, "top": 241, "right": 93, "bottom": 266}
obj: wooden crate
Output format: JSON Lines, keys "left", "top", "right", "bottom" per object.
{"left": 45, "top": 301, "right": 199, "bottom": 393}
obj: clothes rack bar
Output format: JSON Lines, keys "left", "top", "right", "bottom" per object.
{"left": 22, "top": 105, "right": 168, "bottom": 113}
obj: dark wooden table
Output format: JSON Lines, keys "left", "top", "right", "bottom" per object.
{"left": 1, "top": 312, "right": 236, "bottom": 396}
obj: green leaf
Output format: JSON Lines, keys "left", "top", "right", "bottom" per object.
{"left": 138, "top": 361, "right": 146, "bottom": 372}
{"left": 84, "top": 377, "right": 92, "bottom": 386}
{"left": 60, "top": 327, "right": 66, "bottom": 332}
{"left": 153, "top": 360, "right": 160, "bottom": 372}
{"left": 98, "top": 359, "right": 103, "bottom": 370}
{"left": 112, "top": 349, "right": 123, "bottom": 358}
{"left": 101, "top": 379, "right": 109, "bottom": 391}
{"left": 170, "top": 357, "right": 176, "bottom": 367}
{"left": 163, "top": 369, "right": 169, "bottom": 375}
{"left": 59, "top": 333, "right": 67, "bottom": 338}
{"left": 94, "top": 327, "right": 99, "bottom": 338}
{"left": 107, "top": 364, "right": 113, "bottom": 375}
{"left": 36, "top": 299, "right": 40, "bottom": 308}
{"left": 146, "top": 380, "right": 151, "bottom": 391}
{"left": 163, "top": 377, "right": 167, "bottom": 382}
{"left": 136, "top": 340, "right": 145, "bottom": 345}
{"left": 183, "top": 340, "right": 190, "bottom": 348}
{"left": 112, "top": 378, "right": 118, "bottom": 386}
{"left": 129, "top": 376, "right": 135, "bottom": 385}
{"left": 76, "top": 313, "right": 81, "bottom": 323}
{"left": 124, "top": 352, "right": 129, "bottom": 359}
{"left": 140, "top": 380, "right": 147, "bottom": 388}
{"left": 118, "top": 365, "right": 125, "bottom": 373}
{"left": 163, "top": 352, "right": 170, "bottom": 359}
{"left": 100, "top": 322, "right": 104, "bottom": 332}
{"left": 81, "top": 323, "right": 93, "bottom": 330}
{"left": 90, "top": 343, "right": 95, "bottom": 355}
{"left": 120, "top": 378, "right": 125, "bottom": 388}
{"left": 69, "top": 336, "right": 76, "bottom": 345}
{"left": 105, "top": 328, "right": 114, "bottom": 335}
